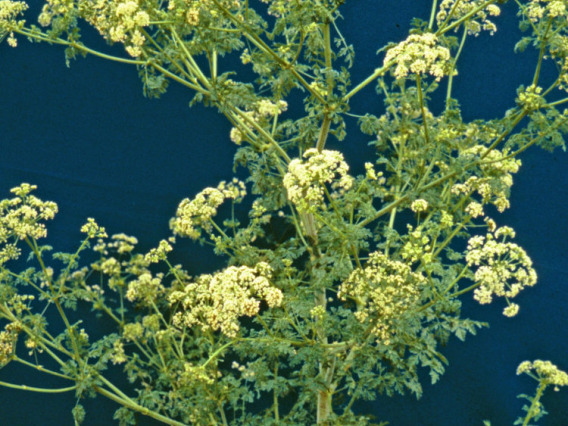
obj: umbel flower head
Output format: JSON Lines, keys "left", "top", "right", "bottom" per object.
{"left": 383, "top": 33, "right": 452, "bottom": 81}
{"left": 0, "top": 184, "right": 58, "bottom": 265}
{"left": 169, "top": 262, "right": 282, "bottom": 338}
{"left": 338, "top": 252, "right": 425, "bottom": 345}
{"left": 517, "top": 360, "right": 568, "bottom": 391}
{"left": 170, "top": 179, "right": 246, "bottom": 240}
{"left": 38, "top": 0, "right": 151, "bottom": 57}
{"left": 0, "top": 1, "right": 28, "bottom": 47}
{"left": 283, "top": 149, "right": 353, "bottom": 212}
{"left": 465, "top": 226, "right": 537, "bottom": 317}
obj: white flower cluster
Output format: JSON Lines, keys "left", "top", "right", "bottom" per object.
{"left": 107, "top": 233, "right": 138, "bottom": 254}
{"left": 0, "top": 1, "right": 28, "bottom": 47}
{"left": 465, "top": 201, "right": 484, "bottom": 218}
{"left": 338, "top": 252, "right": 425, "bottom": 345}
{"left": 39, "top": 0, "right": 151, "bottom": 57}
{"left": 283, "top": 149, "right": 353, "bottom": 212}
{"left": 80, "top": 218, "right": 108, "bottom": 239}
{"left": 410, "top": 199, "right": 428, "bottom": 213}
{"left": 98, "top": 257, "right": 121, "bottom": 276}
{"left": 230, "top": 127, "right": 243, "bottom": 145}
{"left": 169, "top": 262, "right": 283, "bottom": 338}
{"left": 170, "top": 179, "right": 246, "bottom": 239}
{"left": 465, "top": 227, "right": 537, "bottom": 316}
{"left": 525, "top": 0, "right": 568, "bottom": 22}
{"left": 256, "top": 99, "right": 288, "bottom": 117}
{"left": 185, "top": 7, "right": 200, "bottom": 26}
{"left": 126, "top": 272, "right": 166, "bottom": 305}
{"left": 383, "top": 33, "right": 452, "bottom": 81}
{"left": 144, "top": 239, "right": 174, "bottom": 263}
{"left": 517, "top": 360, "right": 568, "bottom": 391}
{"left": 436, "top": 0, "right": 501, "bottom": 35}
{"left": 0, "top": 184, "right": 58, "bottom": 265}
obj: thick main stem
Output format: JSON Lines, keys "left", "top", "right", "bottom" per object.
{"left": 317, "top": 388, "right": 332, "bottom": 423}
{"left": 314, "top": 17, "right": 337, "bottom": 423}
{"left": 299, "top": 209, "right": 334, "bottom": 423}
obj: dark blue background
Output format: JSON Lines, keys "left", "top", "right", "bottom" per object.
{"left": 1, "top": 1, "right": 567, "bottom": 424}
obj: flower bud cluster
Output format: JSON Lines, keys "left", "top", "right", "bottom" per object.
{"left": 177, "top": 362, "right": 219, "bottom": 386}
{"left": 452, "top": 146, "right": 521, "bottom": 213}
{"left": 338, "top": 252, "right": 425, "bottom": 345}
{"left": 283, "top": 149, "right": 353, "bottom": 212}
{"left": 383, "top": 33, "right": 452, "bottom": 81}
{"left": 231, "top": 361, "right": 256, "bottom": 380}
{"left": 516, "top": 85, "right": 546, "bottom": 112}
{"left": 169, "top": 262, "right": 282, "bottom": 338}
{"left": 436, "top": 0, "right": 501, "bottom": 35}
{"left": 465, "top": 227, "right": 537, "bottom": 316}
{"left": 170, "top": 179, "right": 246, "bottom": 239}
{"left": 0, "top": 323, "right": 20, "bottom": 366}
{"left": 400, "top": 226, "right": 432, "bottom": 264}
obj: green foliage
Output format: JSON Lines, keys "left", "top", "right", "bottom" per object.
{"left": 1, "top": 0, "right": 568, "bottom": 424}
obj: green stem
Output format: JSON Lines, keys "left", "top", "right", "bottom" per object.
{"left": 273, "top": 364, "right": 280, "bottom": 422}
{"left": 15, "top": 29, "right": 143, "bottom": 65}
{"left": 14, "top": 356, "right": 73, "bottom": 381}
{"left": 480, "top": 110, "right": 527, "bottom": 160}
{"left": 140, "top": 28, "right": 203, "bottom": 89}
{"left": 315, "top": 20, "right": 334, "bottom": 153}
{"left": 446, "top": 27, "right": 468, "bottom": 106}
{"left": 343, "top": 63, "right": 390, "bottom": 102}
{"left": 416, "top": 75, "right": 431, "bottom": 145}
{"left": 94, "top": 385, "right": 186, "bottom": 426}
{"left": 25, "top": 238, "right": 81, "bottom": 359}
{"left": 0, "top": 381, "right": 76, "bottom": 393}
{"left": 532, "top": 20, "right": 552, "bottom": 88}
{"left": 218, "top": 402, "right": 229, "bottom": 426}
{"left": 522, "top": 382, "right": 546, "bottom": 426}
{"left": 169, "top": 28, "right": 212, "bottom": 89}
{"left": 429, "top": 0, "right": 439, "bottom": 30}
{"left": 201, "top": 340, "right": 236, "bottom": 368}
{"left": 229, "top": 106, "right": 291, "bottom": 163}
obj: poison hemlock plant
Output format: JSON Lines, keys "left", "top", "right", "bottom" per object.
{"left": 0, "top": 0, "right": 567, "bottom": 424}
